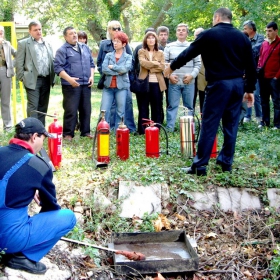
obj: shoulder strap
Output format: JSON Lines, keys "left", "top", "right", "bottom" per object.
{"left": 263, "top": 40, "right": 280, "bottom": 67}
{"left": 2, "top": 153, "right": 33, "bottom": 181}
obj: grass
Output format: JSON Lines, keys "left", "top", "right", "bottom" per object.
{"left": 1, "top": 85, "right": 279, "bottom": 198}
{"left": 1, "top": 84, "right": 280, "bottom": 274}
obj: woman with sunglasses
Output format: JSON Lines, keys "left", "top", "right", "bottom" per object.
{"left": 137, "top": 31, "right": 166, "bottom": 134}
{"left": 100, "top": 32, "right": 132, "bottom": 130}
{"left": 97, "top": 21, "right": 136, "bottom": 133}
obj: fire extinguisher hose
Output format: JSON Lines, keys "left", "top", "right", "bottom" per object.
{"left": 92, "top": 115, "right": 102, "bottom": 161}
{"left": 155, "top": 123, "right": 169, "bottom": 156}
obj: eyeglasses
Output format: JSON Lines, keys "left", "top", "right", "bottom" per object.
{"left": 112, "top": 27, "right": 121, "bottom": 31}
{"left": 113, "top": 40, "right": 122, "bottom": 44}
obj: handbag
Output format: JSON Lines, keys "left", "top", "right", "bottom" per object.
{"left": 97, "top": 74, "right": 106, "bottom": 90}
{"left": 130, "top": 74, "right": 149, "bottom": 94}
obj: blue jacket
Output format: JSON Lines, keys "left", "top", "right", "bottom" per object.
{"left": 97, "top": 39, "right": 132, "bottom": 74}
{"left": 54, "top": 42, "right": 95, "bottom": 85}
{"left": 102, "top": 50, "right": 132, "bottom": 89}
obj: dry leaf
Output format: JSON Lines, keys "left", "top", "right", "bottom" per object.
{"left": 153, "top": 218, "right": 163, "bottom": 232}
{"left": 243, "top": 270, "right": 252, "bottom": 277}
{"left": 174, "top": 213, "right": 186, "bottom": 221}
{"left": 205, "top": 232, "right": 218, "bottom": 239}
{"left": 153, "top": 214, "right": 171, "bottom": 232}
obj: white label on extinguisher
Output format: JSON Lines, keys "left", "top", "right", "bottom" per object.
{"left": 58, "top": 145, "right": 62, "bottom": 155}
{"left": 50, "top": 133, "right": 58, "bottom": 138}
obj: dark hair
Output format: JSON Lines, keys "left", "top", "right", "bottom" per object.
{"left": 214, "top": 8, "right": 232, "bottom": 22}
{"left": 77, "top": 31, "right": 88, "bottom": 44}
{"left": 113, "top": 32, "right": 128, "bottom": 45}
{"left": 266, "top": 22, "right": 278, "bottom": 30}
{"left": 156, "top": 26, "right": 169, "bottom": 35}
{"left": 28, "top": 21, "right": 41, "bottom": 30}
{"left": 142, "top": 31, "right": 159, "bottom": 51}
{"left": 63, "top": 26, "right": 75, "bottom": 36}
{"left": 243, "top": 20, "right": 257, "bottom": 32}
{"left": 145, "top": 27, "right": 156, "bottom": 34}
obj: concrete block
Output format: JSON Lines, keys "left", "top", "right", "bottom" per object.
{"left": 217, "top": 187, "right": 261, "bottom": 212}
{"left": 118, "top": 181, "right": 162, "bottom": 218}
{"left": 267, "top": 188, "right": 280, "bottom": 208}
{"left": 192, "top": 191, "right": 218, "bottom": 210}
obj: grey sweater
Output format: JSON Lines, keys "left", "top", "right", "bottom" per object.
{"left": 164, "top": 40, "right": 201, "bottom": 85}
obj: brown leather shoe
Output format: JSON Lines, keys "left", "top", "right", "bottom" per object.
{"left": 63, "top": 135, "right": 73, "bottom": 141}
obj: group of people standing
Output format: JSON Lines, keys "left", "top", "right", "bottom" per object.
{"left": 0, "top": 7, "right": 279, "bottom": 276}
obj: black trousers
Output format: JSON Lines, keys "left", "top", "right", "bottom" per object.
{"left": 26, "top": 76, "right": 51, "bottom": 126}
{"left": 192, "top": 78, "right": 244, "bottom": 172}
{"left": 62, "top": 85, "right": 91, "bottom": 137}
{"left": 136, "top": 82, "right": 163, "bottom": 134}
{"left": 259, "top": 78, "right": 280, "bottom": 128}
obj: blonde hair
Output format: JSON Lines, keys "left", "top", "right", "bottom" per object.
{"left": 177, "top": 23, "right": 188, "bottom": 33}
{"left": 0, "top": 25, "right": 4, "bottom": 33}
{"left": 106, "top": 20, "right": 122, "bottom": 40}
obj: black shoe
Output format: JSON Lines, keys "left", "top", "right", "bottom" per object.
{"left": 216, "top": 161, "right": 232, "bottom": 173}
{"left": 6, "top": 255, "right": 47, "bottom": 274}
{"left": 182, "top": 166, "right": 207, "bottom": 176}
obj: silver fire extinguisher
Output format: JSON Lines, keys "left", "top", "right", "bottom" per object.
{"left": 179, "top": 108, "right": 200, "bottom": 158}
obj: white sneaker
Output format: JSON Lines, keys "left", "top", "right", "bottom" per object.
{"left": 272, "top": 127, "right": 279, "bottom": 130}
{"left": 243, "top": 117, "right": 251, "bottom": 123}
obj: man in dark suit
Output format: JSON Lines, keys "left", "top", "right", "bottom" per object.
{"left": 164, "top": 8, "right": 256, "bottom": 176}
{"left": 16, "top": 21, "right": 55, "bottom": 126}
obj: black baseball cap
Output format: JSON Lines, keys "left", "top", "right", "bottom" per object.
{"left": 16, "top": 117, "right": 54, "bottom": 138}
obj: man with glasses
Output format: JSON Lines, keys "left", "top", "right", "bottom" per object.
{"left": 242, "top": 20, "right": 264, "bottom": 124}
{"left": 97, "top": 21, "right": 136, "bottom": 133}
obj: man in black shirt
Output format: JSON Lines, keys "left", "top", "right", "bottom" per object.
{"left": 164, "top": 7, "right": 256, "bottom": 175}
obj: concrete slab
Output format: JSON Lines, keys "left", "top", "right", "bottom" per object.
{"left": 217, "top": 187, "right": 261, "bottom": 212}
{"left": 267, "top": 188, "right": 280, "bottom": 208}
{"left": 118, "top": 181, "right": 162, "bottom": 218}
{"left": 192, "top": 191, "right": 218, "bottom": 210}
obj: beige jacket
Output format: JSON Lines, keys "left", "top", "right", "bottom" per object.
{"left": 138, "top": 49, "right": 167, "bottom": 92}
{"left": 2, "top": 40, "right": 16, "bottom": 78}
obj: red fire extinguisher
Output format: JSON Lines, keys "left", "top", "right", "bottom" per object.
{"left": 48, "top": 113, "right": 63, "bottom": 169}
{"left": 143, "top": 119, "right": 160, "bottom": 158}
{"left": 116, "top": 117, "right": 129, "bottom": 160}
{"left": 210, "top": 135, "right": 218, "bottom": 158}
{"left": 97, "top": 110, "right": 110, "bottom": 163}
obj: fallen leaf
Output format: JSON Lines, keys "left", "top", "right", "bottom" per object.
{"left": 174, "top": 213, "right": 186, "bottom": 221}
{"left": 243, "top": 270, "right": 252, "bottom": 277}
{"left": 205, "top": 232, "right": 218, "bottom": 239}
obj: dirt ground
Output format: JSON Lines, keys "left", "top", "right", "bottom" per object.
{"left": 45, "top": 205, "right": 280, "bottom": 279}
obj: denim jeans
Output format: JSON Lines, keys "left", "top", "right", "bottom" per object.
{"left": 109, "top": 90, "right": 136, "bottom": 132}
{"left": 245, "top": 80, "right": 262, "bottom": 119}
{"left": 101, "top": 87, "right": 127, "bottom": 131}
{"left": 166, "top": 83, "right": 194, "bottom": 131}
